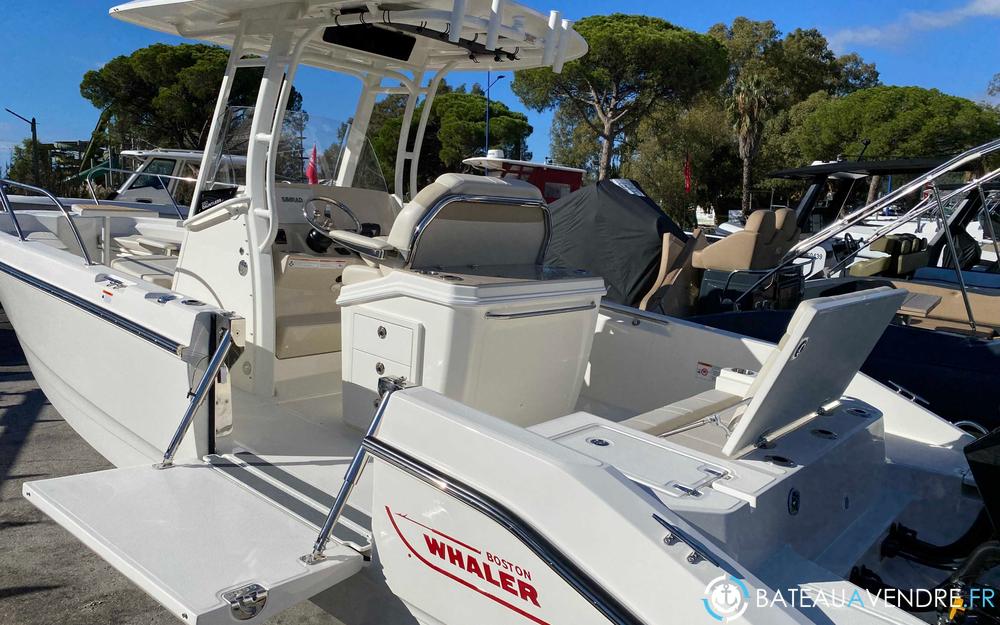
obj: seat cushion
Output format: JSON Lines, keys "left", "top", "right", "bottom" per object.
{"left": 387, "top": 173, "right": 544, "bottom": 256}
{"left": 620, "top": 389, "right": 742, "bottom": 436}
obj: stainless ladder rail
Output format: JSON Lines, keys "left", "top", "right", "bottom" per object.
{"left": 0, "top": 178, "right": 95, "bottom": 265}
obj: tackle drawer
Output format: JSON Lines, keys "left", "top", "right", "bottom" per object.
{"left": 351, "top": 349, "right": 412, "bottom": 392}
{"left": 352, "top": 314, "right": 413, "bottom": 364}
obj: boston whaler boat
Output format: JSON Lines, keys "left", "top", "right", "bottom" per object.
{"left": 0, "top": 2, "right": 996, "bottom": 624}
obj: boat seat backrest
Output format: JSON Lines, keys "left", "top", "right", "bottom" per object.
{"left": 721, "top": 286, "right": 906, "bottom": 456}
{"left": 692, "top": 210, "right": 777, "bottom": 272}
{"left": 771, "top": 208, "right": 800, "bottom": 261}
{"left": 386, "top": 173, "right": 546, "bottom": 270}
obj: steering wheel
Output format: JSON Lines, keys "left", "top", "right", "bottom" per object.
{"left": 303, "top": 197, "right": 361, "bottom": 235}
{"left": 844, "top": 232, "right": 860, "bottom": 253}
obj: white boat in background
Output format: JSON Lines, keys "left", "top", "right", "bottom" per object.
{"left": 0, "top": 2, "right": 995, "bottom": 624}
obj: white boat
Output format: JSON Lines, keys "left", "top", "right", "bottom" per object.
{"left": 0, "top": 2, "right": 992, "bottom": 624}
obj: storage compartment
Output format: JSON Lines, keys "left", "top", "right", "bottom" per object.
{"left": 339, "top": 266, "right": 606, "bottom": 429}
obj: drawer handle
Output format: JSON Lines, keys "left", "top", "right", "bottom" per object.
{"left": 377, "top": 326, "right": 387, "bottom": 339}
{"left": 375, "top": 362, "right": 385, "bottom": 375}
{"left": 485, "top": 302, "right": 597, "bottom": 320}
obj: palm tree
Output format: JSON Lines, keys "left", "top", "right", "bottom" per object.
{"left": 729, "top": 74, "right": 769, "bottom": 215}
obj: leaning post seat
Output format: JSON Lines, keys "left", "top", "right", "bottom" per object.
{"left": 338, "top": 173, "right": 607, "bottom": 430}
{"left": 692, "top": 209, "right": 778, "bottom": 272}
{"left": 386, "top": 173, "right": 548, "bottom": 269}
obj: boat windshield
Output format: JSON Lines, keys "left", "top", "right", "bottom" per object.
{"left": 204, "top": 105, "right": 387, "bottom": 194}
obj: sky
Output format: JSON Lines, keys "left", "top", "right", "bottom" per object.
{"left": 1, "top": 0, "right": 998, "bottom": 166}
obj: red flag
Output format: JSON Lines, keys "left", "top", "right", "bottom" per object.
{"left": 683, "top": 154, "right": 693, "bottom": 194}
{"left": 306, "top": 144, "right": 319, "bottom": 184}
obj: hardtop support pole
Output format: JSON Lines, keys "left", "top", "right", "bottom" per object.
{"left": 932, "top": 184, "right": 977, "bottom": 332}
{"left": 976, "top": 183, "right": 1000, "bottom": 265}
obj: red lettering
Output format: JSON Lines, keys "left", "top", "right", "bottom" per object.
{"left": 447, "top": 546, "right": 465, "bottom": 569}
{"left": 483, "top": 563, "right": 502, "bottom": 588}
{"left": 466, "top": 555, "right": 484, "bottom": 579}
{"left": 518, "top": 579, "right": 540, "bottom": 607}
{"left": 424, "top": 535, "right": 447, "bottom": 560}
{"left": 499, "top": 571, "right": 517, "bottom": 595}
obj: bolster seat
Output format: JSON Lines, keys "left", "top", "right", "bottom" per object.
{"left": 692, "top": 210, "right": 777, "bottom": 271}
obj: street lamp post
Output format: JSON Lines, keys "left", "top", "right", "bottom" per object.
{"left": 484, "top": 71, "right": 506, "bottom": 155}
{"left": 5, "top": 108, "right": 39, "bottom": 183}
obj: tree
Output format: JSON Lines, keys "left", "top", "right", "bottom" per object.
{"left": 781, "top": 86, "right": 1000, "bottom": 164}
{"left": 624, "top": 98, "right": 740, "bottom": 226}
{"left": 513, "top": 14, "right": 727, "bottom": 180}
{"left": 80, "top": 43, "right": 301, "bottom": 150}
{"left": 363, "top": 84, "right": 532, "bottom": 194}
{"left": 730, "top": 74, "right": 770, "bottom": 214}
{"left": 989, "top": 73, "right": 1000, "bottom": 98}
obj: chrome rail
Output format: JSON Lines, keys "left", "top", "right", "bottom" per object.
{"left": 0, "top": 179, "right": 94, "bottom": 265}
{"left": 0, "top": 182, "right": 26, "bottom": 241}
{"left": 825, "top": 167, "right": 1000, "bottom": 277}
{"left": 155, "top": 328, "right": 234, "bottom": 469}
{"left": 85, "top": 165, "right": 191, "bottom": 220}
{"left": 306, "top": 376, "right": 409, "bottom": 563}
{"left": 485, "top": 301, "right": 597, "bottom": 320}
{"left": 731, "top": 137, "right": 1000, "bottom": 310}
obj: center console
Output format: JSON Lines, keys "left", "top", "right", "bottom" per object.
{"left": 337, "top": 266, "right": 606, "bottom": 429}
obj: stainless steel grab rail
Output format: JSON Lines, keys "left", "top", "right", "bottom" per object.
{"left": 484, "top": 301, "right": 597, "bottom": 320}
{"left": 825, "top": 167, "right": 1000, "bottom": 277}
{"left": 85, "top": 165, "right": 192, "bottom": 220}
{"left": 0, "top": 182, "right": 26, "bottom": 241}
{"left": 0, "top": 179, "right": 94, "bottom": 265}
{"left": 732, "top": 137, "right": 1000, "bottom": 309}
{"left": 155, "top": 328, "right": 234, "bottom": 469}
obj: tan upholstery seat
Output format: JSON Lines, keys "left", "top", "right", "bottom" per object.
{"left": 386, "top": 173, "right": 546, "bottom": 269}
{"left": 692, "top": 210, "right": 777, "bottom": 271}
{"left": 273, "top": 252, "right": 360, "bottom": 359}
{"left": 771, "top": 208, "right": 800, "bottom": 263}
{"left": 109, "top": 255, "right": 178, "bottom": 288}
{"left": 849, "top": 234, "right": 929, "bottom": 278}
{"left": 640, "top": 229, "right": 708, "bottom": 315}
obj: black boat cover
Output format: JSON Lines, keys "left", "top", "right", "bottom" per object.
{"left": 544, "top": 179, "right": 686, "bottom": 306}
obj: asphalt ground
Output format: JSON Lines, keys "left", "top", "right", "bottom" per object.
{"left": 0, "top": 317, "right": 340, "bottom": 625}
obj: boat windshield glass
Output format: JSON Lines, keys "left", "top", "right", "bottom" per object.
{"left": 206, "top": 106, "right": 387, "bottom": 193}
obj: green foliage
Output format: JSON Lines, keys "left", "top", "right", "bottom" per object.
{"left": 781, "top": 86, "right": 1000, "bottom": 163}
{"left": 513, "top": 14, "right": 727, "bottom": 179}
{"left": 364, "top": 84, "right": 532, "bottom": 195}
{"left": 624, "top": 98, "right": 740, "bottom": 226}
{"left": 80, "top": 43, "right": 301, "bottom": 150}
